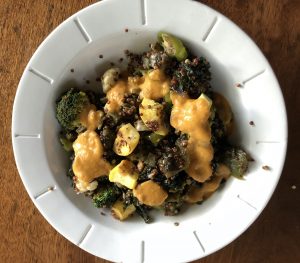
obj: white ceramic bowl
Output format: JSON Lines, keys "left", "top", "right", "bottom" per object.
{"left": 12, "top": 0, "right": 287, "bottom": 262}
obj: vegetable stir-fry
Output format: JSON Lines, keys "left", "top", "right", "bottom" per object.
{"left": 56, "top": 32, "right": 249, "bottom": 223}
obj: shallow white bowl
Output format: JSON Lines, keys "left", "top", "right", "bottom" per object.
{"left": 12, "top": 0, "right": 287, "bottom": 262}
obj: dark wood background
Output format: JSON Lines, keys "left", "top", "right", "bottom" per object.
{"left": 0, "top": 0, "right": 299, "bottom": 262}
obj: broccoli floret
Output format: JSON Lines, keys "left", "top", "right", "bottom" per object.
{"left": 92, "top": 183, "right": 121, "bottom": 208}
{"left": 171, "top": 57, "right": 211, "bottom": 98}
{"left": 222, "top": 147, "right": 249, "bottom": 179}
{"left": 157, "top": 145, "right": 188, "bottom": 178}
{"left": 56, "top": 88, "right": 90, "bottom": 131}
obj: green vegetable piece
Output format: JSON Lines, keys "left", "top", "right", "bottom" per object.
{"left": 148, "top": 133, "right": 164, "bottom": 146}
{"left": 223, "top": 147, "right": 249, "bottom": 179}
{"left": 135, "top": 204, "right": 152, "bottom": 224}
{"left": 59, "top": 137, "right": 73, "bottom": 152}
{"left": 158, "top": 32, "right": 188, "bottom": 61}
{"left": 92, "top": 183, "right": 121, "bottom": 208}
{"left": 164, "top": 92, "right": 172, "bottom": 105}
{"left": 171, "top": 57, "right": 211, "bottom": 98}
{"left": 56, "top": 88, "right": 90, "bottom": 131}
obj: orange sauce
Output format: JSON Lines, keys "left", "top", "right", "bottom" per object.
{"left": 133, "top": 180, "right": 168, "bottom": 206}
{"left": 138, "top": 69, "right": 170, "bottom": 100}
{"left": 184, "top": 164, "right": 231, "bottom": 203}
{"left": 170, "top": 92, "right": 213, "bottom": 183}
{"left": 72, "top": 106, "right": 111, "bottom": 185}
{"left": 105, "top": 69, "right": 170, "bottom": 113}
{"left": 79, "top": 104, "right": 104, "bottom": 130}
{"left": 184, "top": 177, "right": 223, "bottom": 203}
{"left": 73, "top": 130, "right": 111, "bottom": 183}
{"left": 105, "top": 80, "right": 129, "bottom": 113}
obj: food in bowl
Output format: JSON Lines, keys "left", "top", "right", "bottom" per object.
{"left": 55, "top": 32, "right": 249, "bottom": 223}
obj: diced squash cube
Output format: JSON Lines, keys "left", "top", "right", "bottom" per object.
{"left": 109, "top": 160, "right": 138, "bottom": 189}
{"left": 113, "top": 123, "right": 140, "bottom": 156}
{"left": 139, "top": 98, "right": 169, "bottom": 136}
{"left": 111, "top": 200, "right": 136, "bottom": 221}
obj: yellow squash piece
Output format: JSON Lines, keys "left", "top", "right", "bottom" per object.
{"left": 139, "top": 98, "right": 169, "bottom": 136}
{"left": 113, "top": 123, "right": 140, "bottom": 156}
{"left": 109, "top": 160, "right": 139, "bottom": 189}
{"left": 111, "top": 200, "right": 136, "bottom": 221}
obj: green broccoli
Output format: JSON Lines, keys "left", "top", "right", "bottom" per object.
{"left": 223, "top": 147, "right": 249, "bottom": 179}
{"left": 56, "top": 88, "right": 90, "bottom": 131}
{"left": 171, "top": 57, "right": 211, "bottom": 99}
{"left": 92, "top": 183, "right": 121, "bottom": 208}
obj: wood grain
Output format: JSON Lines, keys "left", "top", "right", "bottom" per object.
{"left": 0, "top": 0, "right": 299, "bottom": 262}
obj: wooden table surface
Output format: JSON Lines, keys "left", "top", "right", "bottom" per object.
{"left": 1, "top": 0, "right": 299, "bottom": 262}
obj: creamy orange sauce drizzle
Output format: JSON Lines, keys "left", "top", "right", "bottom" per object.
{"left": 133, "top": 180, "right": 168, "bottom": 206}
{"left": 105, "top": 80, "right": 131, "bottom": 113}
{"left": 170, "top": 92, "right": 213, "bottom": 183}
{"left": 72, "top": 106, "right": 111, "bottom": 186}
{"left": 138, "top": 69, "right": 170, "bottom": 100}
{"left": 105, "top": 69, "right": 170, "bottom": 113}
{"left": 79, "top": 104, "right": 104, "bottom": 130}
{"left": 184, "top": 177, "right": 223, "bottom": 203}
{"left": 184, "top": 164, "right": 231, "bottom": 203}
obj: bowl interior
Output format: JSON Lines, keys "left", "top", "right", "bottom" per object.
{"left": 44, "top": 30, "right": 241, "bottom": 230}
